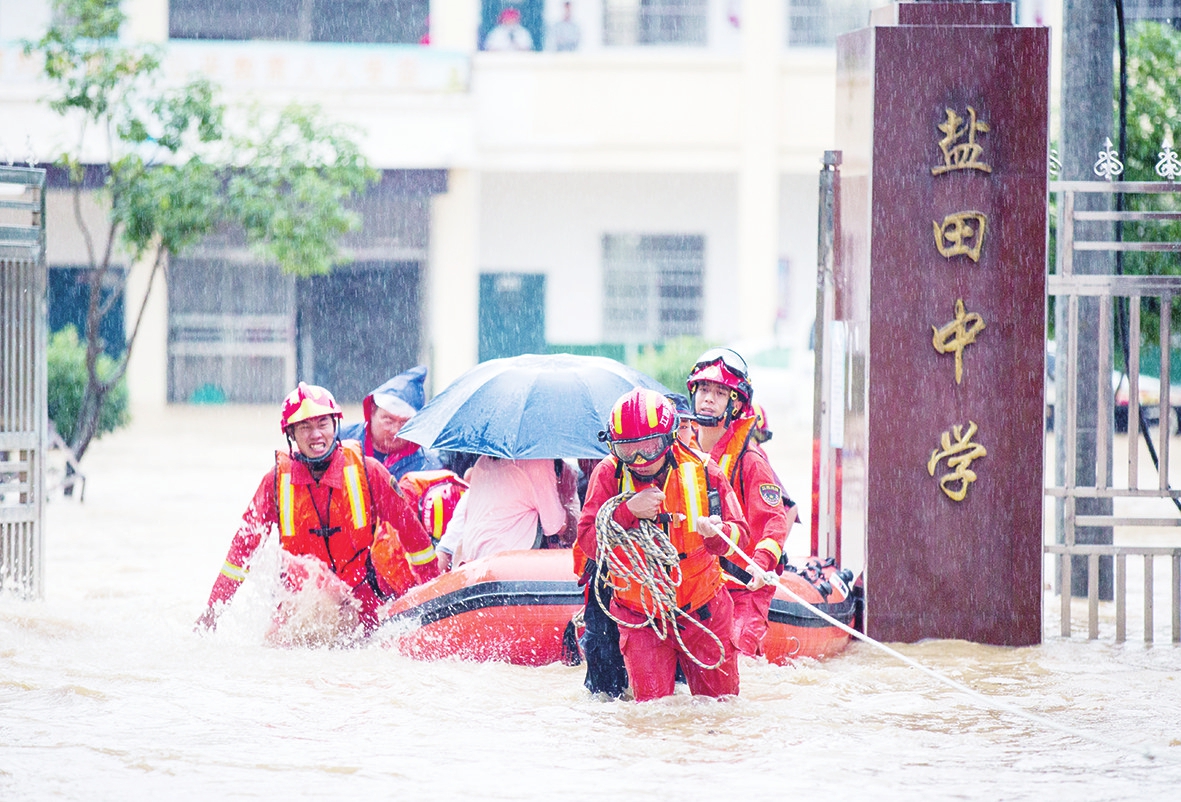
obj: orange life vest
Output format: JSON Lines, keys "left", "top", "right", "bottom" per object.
{"left": 368, "top": 520, "right": 419, "bottom": 599}
{"left": 714, "top": 415, "right": 759, "bottom": 491}
{"left": 398, "top": 469, "right": 469, "bottom": 543}
{"left": 607, "top": 444, "right": 724, "bottom": 614}
{"left": 275, "top": 441, "right": 376, "bottom": 592}
{"left": 711, "top": 415, "right": 785, "bottom": 582}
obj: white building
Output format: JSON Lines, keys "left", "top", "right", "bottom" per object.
{"left": 0, "top": 0, "right": 1056, "bottom": 407}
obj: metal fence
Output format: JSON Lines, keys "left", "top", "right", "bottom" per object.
{"left": 1047, "top": 179, "right": 1181, "bottom": 642}
{"left": 0, "top": 166, "right": 47, "bottom": 599}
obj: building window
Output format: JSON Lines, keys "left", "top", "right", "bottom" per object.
{"left": 169, "top": 0, "right": 430, "bottom": 44}
{"left": 1123, "top": 0, "right": 1181, "bottom": 26}
{"left": 603, "top": 0, "right": 707, "bottom": 46}
{"left": 787, "top": 0, "right": 874, "bottom": 47}
{"left": 602, "top": 234, "right": 704, "bottom": 342}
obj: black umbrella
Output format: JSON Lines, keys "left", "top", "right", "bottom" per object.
{"left": 398, "top": 353, "right": 671, "bottom": 459}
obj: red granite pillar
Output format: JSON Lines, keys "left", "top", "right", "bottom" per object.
{"left": 834, "top": 2, "right": 1049, "bottom": 645}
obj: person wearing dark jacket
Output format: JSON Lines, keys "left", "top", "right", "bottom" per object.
{"left": 338, "top": 366, "right": 443, "bottom": 480}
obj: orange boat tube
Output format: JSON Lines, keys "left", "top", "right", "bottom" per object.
{"left": 762, "top": 558, "right": 858, "bottom": 665}
{"left": 380, "top": 549, "right": 583, "bottom": 666}
{"left": 380, "top": 550, "right": 858, "bottom": 667}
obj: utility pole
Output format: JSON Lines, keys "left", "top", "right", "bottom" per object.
{"left": 1057, "top": 0, "right": 1115, "bottom": 598}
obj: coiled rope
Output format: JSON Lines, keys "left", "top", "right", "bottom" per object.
{"left": 592, "top": 493, "right": 725, "bottom": 670}
{"left": 726, "top": 540, "right": 1179, "bottom": 764}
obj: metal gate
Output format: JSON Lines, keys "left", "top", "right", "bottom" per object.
{"left": 1047, "top": 179, "right": 1181, "bottom": 642}
{"left": 810, "top": 156, "right": 1181, "bottom": 642}
{"left": 0, "top": 166, "right": 47, "bottom": 599}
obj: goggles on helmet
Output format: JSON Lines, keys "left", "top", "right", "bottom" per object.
{"left": 610, "top": 433, "right": 674, "bottom": 465}
{"left": 691, "top": 348, "right": 749, "bottom": 381}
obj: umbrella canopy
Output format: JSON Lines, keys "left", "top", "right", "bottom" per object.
{"left": 398, "top": 353, "right": 672, "bottom": 459}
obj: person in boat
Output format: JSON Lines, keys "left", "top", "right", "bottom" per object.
{"left": 195, "top": 382, "right": 440, "bottom": 634}
{"left": 337, "top": 366, "right": 443, "bottom": 481}
{"left": 435, "top": 456, "right": 577, "bottom": 570}
{"left": 398, "top": 469, "right": 469, "bottom": 545}
{"left": 576, "top": 389, "right": 748, "bottom": 701}
{"left": 687, "top": 348, "right": 797, "bottom": 658}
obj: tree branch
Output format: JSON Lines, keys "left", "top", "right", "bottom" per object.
{"left": 72, "top": 183, "right": 97, "bottom": 270}
{"left": 104, "top": 242, "right": 166, "bottom": 388}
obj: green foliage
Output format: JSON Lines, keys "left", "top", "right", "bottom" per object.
{"left": 46, "top": 326, "right": 129, "bottom": 443}
{"left": 1122, "top": 22, "right": 1181, "bottom": 182}
{"left": 633, "top": 337, "right": 719, "bottom": 395}
{"left": 1116, "top": 22, "right": 1181, "bottom": 345}
{"left": 227, "top": 106, "right": 376, "bottom": 277}
{"left": 23, "top": 0, "right": 377, "bottom": 458}
{"left": 25, "top": 0, "right": 377, "bottom": 271}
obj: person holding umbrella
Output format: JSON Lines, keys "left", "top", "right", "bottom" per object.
{"left": 435, "top": 456, "right": 575, "bottom": 570}
{"left": 195, "top": 383, "right": 440, "bottom": 635}
{"left": 688, "top": 348, "right": 797, "bottom": 658}
{"left": 338, "top": 366, "right": 443, "bottom": 481}
{"left": 577, "top": 389, "right": 748, "bottom": 701}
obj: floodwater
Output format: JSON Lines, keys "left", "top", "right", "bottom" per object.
{"left": 3, "top": 402, "right": 1181, "bottom": 800}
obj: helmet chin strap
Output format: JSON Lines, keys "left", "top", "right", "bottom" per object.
{"left": 285, "top": 420, "right": 340, "bottom": 472}
{"left": 691, "top": 389, "right": 741, "bottom": 429}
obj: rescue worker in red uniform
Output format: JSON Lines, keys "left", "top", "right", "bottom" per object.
{"left": 576, "top": 389, "right": 748, "bottom": 701}
{"left": 195, "top": 383, "right": 440, "bottom": 634}
{"left": 398, "top": 469, "right": 469, "bottom": 545}
{"left": 688, "top": 348, "right": 797, "bottom": 657}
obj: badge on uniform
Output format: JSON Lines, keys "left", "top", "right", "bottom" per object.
{"left": 389, "top": 475, "right": 405, "bottom": 497}
{"left": 759, "top": 483, "right": 782, "bottom": 507}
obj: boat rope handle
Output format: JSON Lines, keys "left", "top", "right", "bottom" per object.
{"left": 727, "top": 541, "right": 1179, "bottom": 765}
{"left": 592, "top": 493, "right": 725, "bottom": 671}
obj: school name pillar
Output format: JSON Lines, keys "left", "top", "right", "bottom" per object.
{"left": 834, "top": 2, "right": 1049, "bottom": 645}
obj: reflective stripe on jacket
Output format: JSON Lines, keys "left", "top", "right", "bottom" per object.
{"left": 608, "top": 443, "right": 724, "bottom": 614}
{"left": 275, "top": 441, "right": 375, "bottom": 591}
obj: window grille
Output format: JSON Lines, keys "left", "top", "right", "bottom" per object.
{"left": 1123, "top": 0, "right": 1181, "bottom": 24}
{"left": 603, "top": 0, "right": 707, "bottom": 46}
{"left": 787, "top": 0, "right": 875, "bottom": 47}
{"left": 169, "top": 0, "right": 430, "bottom": 43}
{"left": 602, "top": 234, "right": 704, "bottom": 342}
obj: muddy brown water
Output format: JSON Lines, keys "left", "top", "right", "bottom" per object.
{"left": 1, "top": 404, "right": 1179, "bottom": 799}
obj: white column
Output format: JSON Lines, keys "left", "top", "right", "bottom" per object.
{"left": 123, "top": 0, "right": 168, "bottom": 412}
{"left": 429, "top": 169, "right": 481, "bottom": 391}
{"left": 125, "top": 0, "right": 169, "bottom": 43}
{"left": 124, "top": 248, "right": 169, "bottom": 414}
{"left": 430, "top": 0, "right": 481, "bottom": 51}
{"left": 736, "top": 1, "right": 783, "bottom": 342}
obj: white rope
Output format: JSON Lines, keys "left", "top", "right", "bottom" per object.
{"left": 730, "top": 541, "right": 1178, "bottom": 764}
{"left": 592, "top": 493, "right": 726, "bottom": 670}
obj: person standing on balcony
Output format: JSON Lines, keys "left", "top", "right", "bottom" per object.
{"left": 195, "top": 383, "right": 439, "bottom": 635}
{"left": 688, "top": 348, "right": 797, "bottom": 658}
{"left": 338, "top": 366, "right": 443, "bottom": 481}
{"left": 547, "top": 2, "right": 581, "bottom": 51}
{"left": 483, "top": 7, "right": 534, "bottom": 51}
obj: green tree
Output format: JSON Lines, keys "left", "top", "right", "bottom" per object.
{"left": 46, "top": 325, "right": 128, "bottom": 443}
{"left": 634, "top": 337, "right": 718, "bottom": 395}
{"left": 1117, "top": 22, "right": 1181, "bottom": 347}
{"left": 25, "top": 0, "right": 377, "bottom": 460}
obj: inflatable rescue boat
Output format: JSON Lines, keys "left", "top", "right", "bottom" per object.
{"left": 379, "top": 550, "right": 858, "bottom": 666}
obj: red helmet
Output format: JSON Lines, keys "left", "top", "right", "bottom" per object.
{"left": 686, "top": 347, "right": 752, "bottom": 404}
{"left": 603, "top": 389, "right": 677, "bottom": 468}
{"left": 400, "top": 470, "right": 469, "bottom": 543}
{"left": 280, "top": 382, "right": 343, "bottom": 432}
{"left": 752, "top": 402, "right": 773, "bottom": 443}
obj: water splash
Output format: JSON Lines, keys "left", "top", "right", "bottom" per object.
{"left": 209, "top": 535, "right": 365, "bottom": 649}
